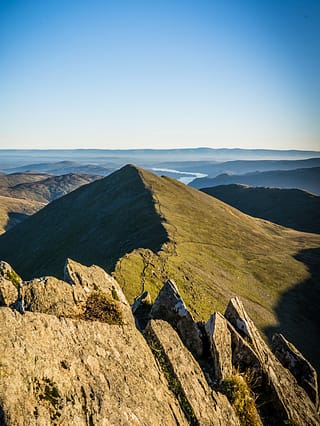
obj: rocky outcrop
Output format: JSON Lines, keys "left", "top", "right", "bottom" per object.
{"left": 0, "top": 260, "right": 20, "bottom": 306}
{"left": 145, "top": 319, "right": 239, "bottom": 426}
{"left": 205, "top": 312, "right": 233, "bottom": 382}
{"left": 11, "top": 259, "right": 133, "bottom": 325}
{"left": 225, "top": 297, "right": 320, "bottom": 425}
{"left": 272, "top": 332, "right": 319, "bottom": 408}
{"left": 1, "top": 260, "right": 319, "bottom": 426}
{"left": 150, "top": 279, "right": 203, "bottom": 358}
{"left": 0, "top": 308, "right": 187, "bottom": 426}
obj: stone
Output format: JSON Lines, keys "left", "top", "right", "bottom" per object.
{"left": 144, "top": 319, "right": 239, "bottom": 426}
{"left": 17, "top": 259, "right": 134, "bottom": 325}
{"left": 150, "top": 279, "right": 203, "bottom": 358}
{"left": 0, "top": 261, "right": 20, "bottom": 306}
{"left": 225, "top": 297, "right": 320, "bottom": 425}
{"left": 205, "top": 312, "right": 233, "bottom": 382}
{"left": 272, "top": 333, "right": 318, "bottom": 408}
{"left": 0, "top": 308, "right": 188, "bottom": 426}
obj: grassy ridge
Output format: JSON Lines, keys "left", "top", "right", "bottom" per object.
{"left": 0, "top": 165, "right": 319, "bottom": 370}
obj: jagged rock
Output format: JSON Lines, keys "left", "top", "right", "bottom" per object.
{"left": 64, "top": 258, "right": 130, "bottom": 308}
{"left": 272, "top": 333, "right": 319, "bottom": 408}
{"left": 150, "top": 279, "right": 203, "bottom": 358}
{"left": 225, "top": 297, "right": 320, "bottom": 425}
{"left": 16, "top": 259, "right": 134, "bottom": 325}
{"left": 226, "top": 321, "right": 263, "bottom": 379}
{"left": 205, "top": 312, "right": 233, "bottom": 382}
{"left": 0, "top": 261, "right": 20, "bottom": 306}
{"left": 0, "top": 308, "right": 188, "bottom": 425}
{"left": 144, "top": 319, "right": 240, "bottom": 426}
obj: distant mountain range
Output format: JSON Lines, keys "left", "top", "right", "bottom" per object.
{"left": 3, "top": 160, "right": 113, "bottom": 176}
{"left": 201, "top": 185, "right": 320, "bottom": 234}
{"left": 157, "top": 157, "right": 320, "bottom": 177}
{"left": 0, "top": 165, "right": 319, "bottom": 372}
{"left": 191, "top": 167, "right": 320, "bottom": 195}
{"left": 1, "top": 148, "right": 320, "bottom": 172}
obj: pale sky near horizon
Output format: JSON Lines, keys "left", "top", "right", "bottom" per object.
{"left": 0, "top": 0, "right": 319, "bottom": 150}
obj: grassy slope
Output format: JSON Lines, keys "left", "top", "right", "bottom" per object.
{"left": 201, "top": 185, "right": 320, "bottom": 234}
{"left": 0, "top": 195, "right": 45, "bottom": 234}
{"left": 114, "top": 168, "right": 320, "bottom": 370}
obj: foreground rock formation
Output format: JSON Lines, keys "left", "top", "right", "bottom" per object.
{"left": 0, "top": 260, "right": 319, "bottom": 425}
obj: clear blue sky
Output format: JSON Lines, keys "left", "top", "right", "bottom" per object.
{"left": 0, "top": 0, "right": 319, "bottom": 150}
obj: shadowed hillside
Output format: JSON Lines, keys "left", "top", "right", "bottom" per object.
{"left": 0, "top": 195, "right": 45, "bottom": 234}
{"left": 201, "top": 185, "right": 320, "bottom": 234}
{"left": 0, "top": 165, "right": 319, "bottom": 371}
{"left": 191, "top": 166, "right": 320, "bottom": 195}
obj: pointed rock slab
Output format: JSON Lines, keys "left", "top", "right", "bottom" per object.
{"left": 0, "top": 308, "right": 188, "bottom": 425}
{"left": 225, "top": 297, "right": 320, "bottom": 425}
{"left": 205, "top": 312, "right": 233, "bottom": 382}
{"left": 150, "top": 279, "right": 203, "bottom": 358}
{"left": 145, "top": 319, "right": 239, "bottom": 426}
{"left": 0, "top": 261, "right": 20, "bottom": 306}
{"left": 64, "top": 258, "right": 130, "bottom": 307}
{"left": 272, "top": 333, "right": 318, "bottom": 408}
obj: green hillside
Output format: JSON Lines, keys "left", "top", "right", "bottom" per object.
{"left": 0, "top": 165, "right": 319, "bottom": 370}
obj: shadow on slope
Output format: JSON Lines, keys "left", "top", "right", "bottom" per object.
{"left": 264, "top": 247, "right": 320, "bottom": 374}
{"left": 4, "top": 212, "right": 30, "bottom": 232}
{"left": 201, "top": 185, "right": 320, "bottom": 234}
{"left": 0, "top": 165, "right": 168, "bottom": 280}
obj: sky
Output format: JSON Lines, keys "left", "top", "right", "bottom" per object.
{"left": 0, "top": 0, "right": 319, "bottom": 150}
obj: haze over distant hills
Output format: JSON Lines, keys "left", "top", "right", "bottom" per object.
{"left": 0, "top": 165, "right": 319, "bottom": 372}
{"left": 1, "top": 148, "right": 320, "bottom": 171}
{"left": 191, "top": 167, "right": 320, "bottom": 195}
{"left": 201, "top": 185, "right": 320, "bottom": 234}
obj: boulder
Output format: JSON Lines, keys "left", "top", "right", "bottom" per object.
{"left": 0, "top": 261, "right": 20, "bottom": 306}
{"left": 205, "top": 312, "right": 233, "bottom": 382}
{"left": 144, "top": 319, "right": 239, "bottom": 426}
{"left": 0, "top": 308, "right": 188, "bottom": 426}
{"left": 150, "top": 279, "right": 203, "bottom": 358}
{"left": 225, "top": 297, "right": 320, "bottom": 425}
{"left": 16, "top": 259, "right": 134, "bottom": 325}
{"left": 272, "top": 333, "right": 318, "bottom": 408}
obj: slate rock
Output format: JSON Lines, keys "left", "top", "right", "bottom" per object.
{"left": 205, "top": 312, "right": 233, "bottom": 382}
{"left": 272, "top": 332, "right": 318, "bottom": 408}
{"left": 150, "top": 279, "right": 203, "bottom": 358}
{"left": 145, "top": 319, "right": 239, "bottom": 426}
{"left": 225, "top": 297, "right": 320, "bottom": 425}
{"left": 0, "top": 308, "right": 188, "bottom": 426}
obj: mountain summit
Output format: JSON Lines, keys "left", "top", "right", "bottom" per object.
{"left": 0, "top": 164, "right": 319, "bottom": 370}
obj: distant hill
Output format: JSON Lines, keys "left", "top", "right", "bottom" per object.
{"left": 5, "top": 160, "right": 112, "bottom": 176}
{"left": 190, "top": 167, "right": 320, "bottom": 195}
{"left": 0, "top": 171, "right": 51, "bottom": 187}
{"left": 201, "top": 185, "right": 320, "bottom": 234}
{"left": 0, "top": 195, "right": 45, "bottom": 234}
{"left": 157, "top": 157, "right": 320, "bottom": 177}
{"left": 0, "top": 165, "right": 319, "bottom": 372}
{"left": 0, "top": 172, "right": 101, "bottom": 203}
